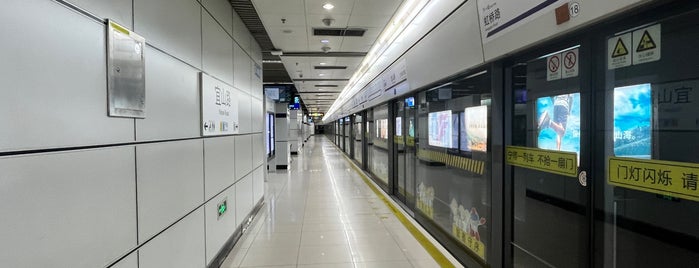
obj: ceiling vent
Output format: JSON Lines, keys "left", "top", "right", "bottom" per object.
{"left": 313, "top": 28, "right": 366, "bottom": 37}
{"left": 314, "top": 66, "right": 347, "bottom": 70}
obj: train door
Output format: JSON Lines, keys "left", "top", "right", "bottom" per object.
{"left": 505, "top": 42, "right": 593, "bottom": 267}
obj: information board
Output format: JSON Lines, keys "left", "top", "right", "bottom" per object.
{"left": 201, "top": 73, "right": 239, "bottom": 136}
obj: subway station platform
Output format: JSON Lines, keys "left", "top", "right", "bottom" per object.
{"left": 220, "top": 136, "right": 461, "bottom": 268}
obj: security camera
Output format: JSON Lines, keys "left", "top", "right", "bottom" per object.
{"left": 321, "top": 46, "right": 331, "bottom": 53}
{"left": 299, "top": 73, "right": 304, "bottom": 78}
{"left": 322, "top": 18, "right": 335, "bottom": 27}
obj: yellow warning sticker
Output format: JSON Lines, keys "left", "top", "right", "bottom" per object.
{"left": 612, "top": 38, "right": 629, "bottom": 57}
{"left": 109, "top": 20, "right": 130, "bottom": 35}
{"left": 632, "top": 24, "right": 661, "bottom": 64}
{"left": 505, "top": 146, "right": 578, "bottom": 177}
{"left": 608, "top": 157, "right": 699, "bottom": 202}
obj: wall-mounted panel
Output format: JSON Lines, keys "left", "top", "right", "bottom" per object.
{"left": 110, "top": 251, "right": 138, "bottom": 268}
{"left": 406, "top": 0, "right": 484, "bottom": 90}
{"left": 138, "top": 208, "right": 205, "bottom": 268}
{"left": 136, "top": 48, "right": 200, "bottom": 141}
{"left": 0, "top": 147, "right": 136, "bottom": 268}
{"left": 234, "top": 43, "right": 253, "bottom": 94}
{"left": 0, "top": 0, "right": 134, "bottom": 152}
{"left": 67, "top": 0, "right": 133, "bottom": 28}
{"left": 204, "top": 136, "right": 236, "bottom": 200}
{"left": 251, "top": 97, "right": 264, "bottom": 133}
{"left": 134, "top": 0, "right": 202, "bottom": 68}
{"left": 252, "top": 133, "right": 264, "bottom": 168}
{"left": 482, "top": 0, "right": 646, "bottom": 61}
{"left": 204, "top": 186, "right": 237, "bottom": 265}
{"left": 235, "top": 135, "right": 254, "bottom": 180}
{"left": 201, "top": 0, "right": 234, "bottom": 35}
{"left": 137, "top": 140, "right": 204, "bottom": 242}
{"left": 203, "top": 12, "right": 234, "bottom": 85}
{"left": 252, "top": 166, "right": 264, "bottom": 204}
{"left": 235, "top": 173, "right": 254, "bottom": 227}
{"left": 232, "top": 11, "right": 252, "bottom": 54}
{"left": 250, "top": 38, "right": 263, "bottom": 64}
{"left": 237, "top": 90, "right": 253, "bottom": 134}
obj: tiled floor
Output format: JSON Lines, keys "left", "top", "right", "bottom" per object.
{"left": 221, "top": 136, "right": 458, "bottom": 268}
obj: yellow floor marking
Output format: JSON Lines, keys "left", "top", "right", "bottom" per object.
{"left": 339, "top": 153, "right": 456, "bottom": 268}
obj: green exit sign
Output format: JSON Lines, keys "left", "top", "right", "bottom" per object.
{"left": 217, "top": 199, "right": 228, "bottom": 219}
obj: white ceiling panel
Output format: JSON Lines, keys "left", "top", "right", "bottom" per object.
{"left": 352, "top": 0, "right": 402, "bottom": 16}
{"left": 305, "top": 0, "right": 356, "bottom": 15}
{"left": 252, "top": 0, "right": 305, "bottom": 15}
{"left": 259, "top": 13, "right": 306, "bottom": 27}
{"left": 348, "top": 14, "right": 393, "bottom": 28}
{"left": 305, "top": 13, "right": 350, "bottom": 28}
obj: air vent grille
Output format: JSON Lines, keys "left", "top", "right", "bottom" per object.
{"left": 313, "top": 28, "right": 366, "bottom": 37}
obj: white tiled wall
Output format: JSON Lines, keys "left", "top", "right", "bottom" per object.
{"left": 0, "top": 0, "right": 265, "bottom": 267}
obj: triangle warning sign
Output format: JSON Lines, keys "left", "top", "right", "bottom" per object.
{"left": 612, "top": 38, "right": 628, "bottom": 58}
{"left": 636, "top": 30, "right": 656, "bottom": 52}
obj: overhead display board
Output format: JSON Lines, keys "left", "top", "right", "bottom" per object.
{"left": 107, "top": 20, "right": 146, "bottom": 118}
{"left": 201, "top": 73, "right": 239, "bottom": 136}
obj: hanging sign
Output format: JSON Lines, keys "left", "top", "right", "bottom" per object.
{"left": 608, "top": 157, "right": 699, "bottom": 202}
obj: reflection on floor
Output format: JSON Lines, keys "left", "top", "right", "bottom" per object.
{"left": 221, "top": 136, "right": 458, "bottom": 268}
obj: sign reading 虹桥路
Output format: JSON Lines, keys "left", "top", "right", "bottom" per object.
{"left": 608, "top": 157, "right": 699, "bottom": 202}
{"left": 505, "top": 146, "right": 578, "bottom": 177}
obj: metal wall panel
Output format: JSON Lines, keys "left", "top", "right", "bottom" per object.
{"left": 235, "top": 173, "right": 254, "bottom": 227}
{"left": 252, "top": 133, "right": 264, "bottom": 168}
{"left": 136, "top": 49, "right": 200, "bottom": 141}
{"left": 203, "top": 12, "right": 234, "bottom": 85}
{"left": 232, "top": 10, "right": 252, "bottom": 54}
{"left": 138, "top": 208, "right": 206, "bottom": 268}
{"left": 134, "top": 0, "right": 203, "bottom": 68}
{"left": 253, "top": 166, "right": 264, "bottom": 204}
{"left": 234, "top": 135, "right": 254, "bottom": 180}
{"left": 110, "top": 251, "right": 138, "bottom": 268}
{"left": 405, "top": 0, "right": 484, "bottom": 90}
{"left": 204, "top": 186, "right": 237, "bottom": 265}
{"left": 201, "top": 0, "right": 234, "bottom": 35}
{"left": 237, "top": 90, "right": 253, "bottom": 134}
{"left": 0, "top": 147, "right": 137, "bottom": 268}
{"left": 203, "top": 136, "right": 236, "bottom": 200}
{"left": 136, "top": 140, "right": 204, "bottom": 242}
{"left": 0, "top": 0, "right": 134, "bottom": 152}
{"left": 234, "top": 43, "right": 253, "bottom": 94}
{"left": 67, "top": 0, "right": 133, "bottom": 28}
{"left": 251, "top": 97, "right": 264, "bottom": 133}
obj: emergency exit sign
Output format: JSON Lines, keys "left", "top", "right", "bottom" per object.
{"left": 217, "top": 199, "right": 228, "bottom": 220}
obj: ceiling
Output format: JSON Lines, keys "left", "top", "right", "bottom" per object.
{"left": 248, "top": 0, "right": 404, "bottom": 113}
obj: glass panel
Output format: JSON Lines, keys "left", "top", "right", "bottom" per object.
{"left": 510, "top": 46, "right": 588, "bottom": 268}
{"left": 353, "top": 114, "right": 363, "bottom": 164}
{"left": 344, "top": 116, "right": 351, "bottom": 155}
{"left": 405, "top": 97, "right": 418, "bottom": 208}
{"left": 370, "top": 104, "right": 390, "bottom": 186}
{"left": 395, "top": 101, "right": 406, "bottom": 199}
{"left": 416, "top": 72, "right": 492, "bottom": 263}
{"left": 595, "top": 9, "right": 699, "bottom": 267}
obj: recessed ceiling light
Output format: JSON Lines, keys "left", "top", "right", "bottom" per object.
{"left": 321, "top": 39, "right": 330, "bottom": 44}
{"left": 319, "top": 62, "right": 326, "bottom": 65}
{"left": 319, "top": 74, "right": 325, "bottom": 76}
{"left": 322, "top": 3, "right": 334, "bottom": 10}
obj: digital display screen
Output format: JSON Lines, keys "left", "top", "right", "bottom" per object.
{"left": 396, "top": 117, "right": 402, "bottom": 136}
{"left": 614, "top": 84, "right": 652, "bottom": 158}
{"left": 428, "top": 110, "right": 453, "bottom": 148}
{"left": 464, "top": 105, "right": 488, "bottom": 152}
{"left": 537, "top": 93, "right": 581, "bottom": 155}
{"left": 405, "top": 97, "right": 415, "bottom": 107}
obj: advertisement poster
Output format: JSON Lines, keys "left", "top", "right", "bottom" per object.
{"left": 376, "top": 119, "right": 388, "bottom": 139}
{"left": 452, "top": 114, "right": 460, "bottom": 149}
{"left": 537, "top": 93, "right": 580, "bottom": 155}
{"left": 428, "top": 110, "right": 453, "bottom": 148}
{"left": 396, "top": 117, "right": 402, "bottom": 136}
{"left": 614, "top": 84, "right": 652, "bottom": 158}
{"left": 465, "top": 105, "right": 489, "bottom": 152}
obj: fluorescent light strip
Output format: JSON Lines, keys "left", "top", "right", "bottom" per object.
{"left": 323, "top": 0, "right": 431, "bottom": 121}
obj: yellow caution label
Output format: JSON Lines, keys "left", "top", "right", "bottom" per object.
{"left": 612, "top": 38, "right": 629, "bottom": 57}
{"left": 393, "top": 136, "right": 404, "bottom": 145}
{"left": 453, "top": 225, "right": 486, "bottom": 260}
{"left": 505, "top": 146, "right": 578, "bottom": 177}
{"left": 406, "top": 136, "right": 415, "bottom": 147}
{"left": 636, "top": 30, "right": 657, "bottom": 52}
{"left": 608, "top": 157, "right": 699, "bottom": 202}
{"left": 109, "top": 21, "right": 130, "bottom": 35}
{"left": 417, "top": 149, "right": 486, "bottom": 175}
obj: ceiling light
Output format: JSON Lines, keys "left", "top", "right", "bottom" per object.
{"left": 323, "top": 3, "right": 334, "bottom": 10}
{"left": 319, "top": 74, "right": 325, "bottom": 76}
{"left": 319, "top": 62, "right": 326, "bottom": 65}
{"left": 321, "top": 39, "right": 330, "bottom": 44}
